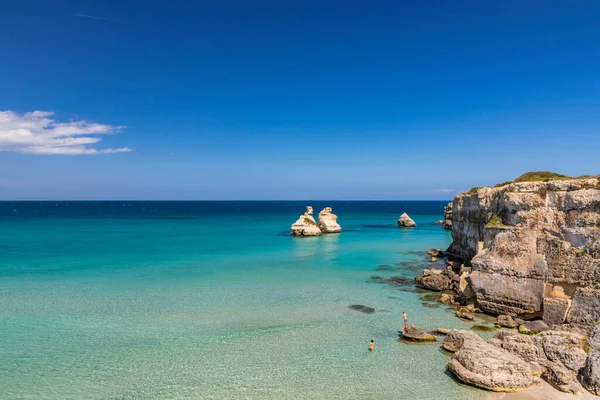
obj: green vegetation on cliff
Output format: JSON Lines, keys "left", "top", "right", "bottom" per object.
{"left": 513, "top": 171, "right": 599, "bottom": 183}
{"left": 464, "top": 171, "right": 599, "bottom": 196}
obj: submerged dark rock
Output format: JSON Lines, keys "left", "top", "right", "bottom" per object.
{"left": 348, "top": 304, "right": 375, "bottom": 314}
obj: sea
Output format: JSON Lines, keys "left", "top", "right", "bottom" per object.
{"left": 0, "top": 201, "right": 487, "bottom": 399}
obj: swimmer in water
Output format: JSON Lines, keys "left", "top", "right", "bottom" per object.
{"left": 369, "top": 340, "right": 374, "bottom": 351}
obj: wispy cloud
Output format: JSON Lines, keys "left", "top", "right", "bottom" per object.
{"left": 76, "top": 13, "right": 124, "bottom": 23}
{"left": 0, "top": 110, "right": 132, "bottom": 155}
{"left": 432, "top": 188, "right": 455, "bottom": 193}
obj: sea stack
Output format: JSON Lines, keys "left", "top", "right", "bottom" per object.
{"left": 317, "top": 207, "right": 342, "bottom": 233}
{"left": 398, "top": 212, "right": 416, "bottom": 227}
{"left": 291, "top": 206, "right": 322, "bottom": 236}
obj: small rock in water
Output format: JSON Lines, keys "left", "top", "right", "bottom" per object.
{"left": 397, "top": 212, "right": 417, "bottom": 227}
{"left": 456, "top": 309, "right": 475, "bottom": 320}
{"left": 348, "top": 304, "right": 375, "bottom": 314}
{"left": 438, "top": 293, "right": 456, "bottom": 304}
{"left": 427, "top": 248, "right": 446, "bottom": 257}
{"left": 437, "top": 328, "right": 450, "bottom": 335}
{"left": 400, "top": 323, "right": 437, "bottom": 342}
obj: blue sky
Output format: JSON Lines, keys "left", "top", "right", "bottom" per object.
{"left": 1, "top": 0, "right": 599, "bottom": 200}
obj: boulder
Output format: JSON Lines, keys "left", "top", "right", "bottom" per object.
{"left": 530, "top": 361, "right": 544, "bottom": 377}
{"left": 567, "top": 288, "right": 600, "bottom": 326}
{"left": 443, "top": 330, "right": 484, "bottom": 352}
{"left": 497, "top": 315, "right": 518, "bottom": 328}
{"left": 544, "top": 361, "right": 584, "bottom": 394}
{"left": 400, "top": 324, "right": 436, "bottom": 342}
{"left": 519, "top": 320, "right": 550, "bottom": 335}
{"left": 500, "top": 334, "right": 540, "bottom": 362}
{"left": 438, "top": 293, "right": 456, "bottom": 304}
{"left": 447, "top": 338, "right": 534, "bottom": 392}
{"left": 427, "top": 248, "right": 445, "bottom": 257}
{"left": 581, "top": 351, "right": 600, "bottom": 395}
{"left": 437, "top": 327, "right": 450, "bottom": 335}
{"left": 543, "top": 297, "right": 572, "bottom": 325}
{"left": 415, "top": 269, "right": 450, "bottom": 291}
{"left": 456, "top": 310, "right": 474, "bottom": 320}
{"left": 317, "top": 207, "right": 342, "bottom": 233}
{"left": 588, "top": 324, "right": 600, "bottom": 352}
{"left": 539, "top": 334, "right": 587, "bottom": 372}
{"left": 291, "top": 206, "right": 322, "bottom": 236}
{"left": 397, "top": 212, "right": 416, "bottom": 227}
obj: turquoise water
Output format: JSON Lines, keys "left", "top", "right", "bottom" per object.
{"left": 0, "top": 201, "right": 483, "bottom": 399}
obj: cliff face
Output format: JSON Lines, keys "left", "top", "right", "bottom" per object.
{"left": 447, "top": 177, "right": 600, "bottom": 325}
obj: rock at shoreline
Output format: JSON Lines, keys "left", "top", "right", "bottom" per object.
{"left": 544, "top": 362, "right": 583, "bottom": 394}
{"left": 456, "top": 310, "right": 474, "bottom": 320}
{"left": 581, "top": 351, "right": 600, "bottom": 395}
{"left": 439, "top": 202, "right": 453, "bottom": 230}
{"left": 317, "top": 207, "right": 342, "bottom": 233}
{"left": 498, "top": 315, "right": 518, "bottom": 328}
{"left": 588, "top": 324, "right": 600, "bottom": 352}
{"left": 400, "top": 324, "right": 436, "bottom": 342}
{"left": 541, "top": 336, "right": 587, "bottom": 373}
{"left": 518, "top": 320, "right": 550, "bottom": 335}
{"left": 291, "top": 206, "right": 323, "bottom": 236}
{"left": 397, "top": 212, "right": 416, "bottom": 227}
{"left": 348, "top": 304, "right": 375, "bottom": 314}
{"left": 447, "top": 337, "right": 535, "bottom": 392}
{"left": 427, "top": 248, "right": 445, "bottom": 257}
{"left": 496, "top": 333, "right": 540, "bottom": 362}
{"left": 415, "top": 269, "right": 450, "bottom": 291}
{"left": 443, "top": 330, "right": 483, "bottom": 352}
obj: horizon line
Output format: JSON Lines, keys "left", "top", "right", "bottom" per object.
{"left": 0, "top": 199, "right": 454, "bottom": 202}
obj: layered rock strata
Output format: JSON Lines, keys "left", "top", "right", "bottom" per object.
{"left": 445, "top": 177, "right": 600, "bottom": 324}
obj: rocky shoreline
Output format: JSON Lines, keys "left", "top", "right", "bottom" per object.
{"left": 404, "top": 174, "right": 600, "bottom": 397}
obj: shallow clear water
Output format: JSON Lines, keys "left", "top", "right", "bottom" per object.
{"left": 0, "top": 201, "right": 483, "bottom": 399}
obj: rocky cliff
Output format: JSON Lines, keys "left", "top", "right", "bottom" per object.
{"left": 446, "top": 175, "right": 600, "bottom": 325}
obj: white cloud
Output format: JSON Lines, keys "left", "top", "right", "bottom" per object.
{"left": 0, "top": 110, "right": 132, "bottom": 155}
{"left": 432, "top": 188, "right": 455, "bottom": 193}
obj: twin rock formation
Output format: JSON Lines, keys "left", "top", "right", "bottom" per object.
{"left": 291, "top": 206, "right": 342, "bottom": 236}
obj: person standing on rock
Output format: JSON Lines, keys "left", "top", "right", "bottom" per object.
{"left": 402, "top": 311, "right": 408, "bottom": 327}
{"left": 369, "top": 340, "right": 374, "bottom": 352}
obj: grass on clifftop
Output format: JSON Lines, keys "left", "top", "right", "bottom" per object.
{"left": 513, "top": 171, "right": 598, "bottom": 183}
{"left": 464, "top": 171, "right": 599, "bottom": 196}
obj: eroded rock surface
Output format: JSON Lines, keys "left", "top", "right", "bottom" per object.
{"left": 400, "top": 324, "right": 436, "bottom": 342}
{"left": 398, "top": 212, "right": 416, "bottom": 227}
{"left": 291, "top": 206, "right": 322, "bottom": 236}
{"left": 317, "top": 207, "right": 342, "bottom": 233}
{"left": 447, "top": 337, "right": 534, "bottom": 392}
{"left": 415, "top": 269, "right": 450, "bottom": 291}
{"left": 446, "top": 177, "right": 600, "bottom": 322}
{"left": 581, "top": 351, "right": 600, "bottom": 395}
